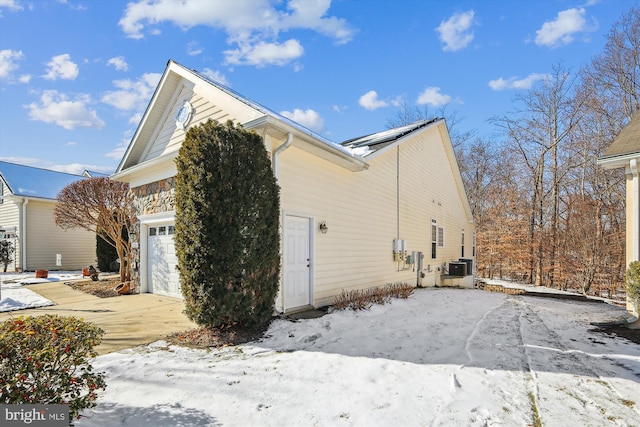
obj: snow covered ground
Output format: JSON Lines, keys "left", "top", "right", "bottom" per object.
{"left": 75, "top": 288, "right": 640, "bottom": 427}
{"left": 0, "top": 271, "right": 82, "bottom": 312}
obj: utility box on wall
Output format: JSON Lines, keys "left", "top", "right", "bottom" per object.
{"left": 393, "top": 239, "right": 407, "bottom": 261}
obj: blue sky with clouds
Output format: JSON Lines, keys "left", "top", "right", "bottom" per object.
{"left": 0, "top": 0, "right": 636, "bottom": 175}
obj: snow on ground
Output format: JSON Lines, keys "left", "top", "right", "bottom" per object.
{"left": 77, "top": 288, "right": 640, "bottom": 427}
{"left": 0, "top": 271, "right": 82, "bottom": 312}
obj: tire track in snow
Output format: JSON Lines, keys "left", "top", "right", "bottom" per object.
{"left": 517, "top": 297, "right": 640, "bottom": 426}
{"left": 430, "top": 296, "right": 534, "bottom": 426}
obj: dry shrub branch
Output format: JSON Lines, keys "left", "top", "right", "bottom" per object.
{"left": 333, "top": 282, "right": 414, "bottom": 311}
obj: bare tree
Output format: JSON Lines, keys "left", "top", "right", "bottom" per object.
{"left": 387, "top": 102, "right": 475, "bottom": 152}
{"left": 583, "top": 5, "right": 640, "bottom": 123}
{"left": 55, "top": 177, "right": 134, "bottom": 282}
{"left": 491, "top": 64, "right": 582, "bottom": 287}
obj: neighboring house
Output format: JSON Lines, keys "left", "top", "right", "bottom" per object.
{"left": 112, "top": 60, "right": 475, "bottom": 312}
{"left": 598, "top": 112, "right": 640, "bottom": 313}
{"left": 0, "top": 161, "right": 97, "bottom": 272}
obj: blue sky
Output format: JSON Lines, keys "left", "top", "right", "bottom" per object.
{"left": 0, "top": 0, "right": 636, "bottom": 175}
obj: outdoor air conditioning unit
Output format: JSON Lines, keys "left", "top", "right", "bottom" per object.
{"left": 459, "top": 258, "right": 473, "bottom": 276}
{"left": 448, "top": 262, "right": 466, "bottom": 277}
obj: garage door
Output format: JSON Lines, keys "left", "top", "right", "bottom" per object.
{"left": 147, "top": 224, "right": 181, "bottom": 298}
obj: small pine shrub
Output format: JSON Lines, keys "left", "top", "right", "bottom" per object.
{"left": 333, "top": 282, "right": 414, "bottom": 311}
{"left": 0, "top": 315, "right": 106, "bottom": 422}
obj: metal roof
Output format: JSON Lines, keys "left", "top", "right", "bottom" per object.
{"left": 0, "top": 161, "right": 86, "bottom": 200}
{"left": 341, "top": 119, "right": 439, "bottom": 155}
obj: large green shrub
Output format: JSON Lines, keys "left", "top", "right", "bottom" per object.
{"left": 625, "top": 261, "right": 640, "bottom": 313}
{"left": 175, "top": 119, "right": 280, "bottom": 329}
{"left": 0, "top": 315, "right": 106, "bottom": 422}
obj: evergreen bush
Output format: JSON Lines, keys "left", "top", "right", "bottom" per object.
{"left": 625, "top": 261, "right": 640, "bottom": 314}
{"left": 175, "top": 120, "right": 280, "bottom": 329}
{"left": 0, "top": 315, "right": 106, "bottom": 422}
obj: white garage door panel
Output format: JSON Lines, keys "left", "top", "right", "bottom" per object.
{"left": 148, "top": 224, "right": 181, "bottom": 298}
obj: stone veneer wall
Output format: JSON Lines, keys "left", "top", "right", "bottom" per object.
{"left": 129, "top": 177, "right": 176, "bottom": 292}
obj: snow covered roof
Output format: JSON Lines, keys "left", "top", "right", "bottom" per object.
{"left": 341, "top": 119, "right": 440, "bottom": 156}
{"left": 0, "top": 161, "right": 86, "bottom": 200}
{"left": 190, "top": 66, "right": 357, "bottom": 158}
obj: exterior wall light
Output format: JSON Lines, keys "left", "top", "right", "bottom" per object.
{"left": 319, "top": 221, "right": 328, "bottom": 234}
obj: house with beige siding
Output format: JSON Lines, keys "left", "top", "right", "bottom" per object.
{"left": 598, "top": 112, "right": 640, "bottom": 314}
{"left": 112, "top": 60, "right": 475, "bottom": 312}
{"left": 0, "top": 161, "right": 97, "bottom": 272}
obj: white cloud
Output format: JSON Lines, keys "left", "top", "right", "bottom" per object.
{"left": 0, "top": 156, "right": 114, "bottom": 175}
{"left": 187, "top": 41, "right": 203, "bottom": 56}
{"left": 119, "top": 0, "right": 353, "bottom": 67}
{"left": 42, "top": 54, "right": 79, "bottom": 80}
{"left": 200, "top": 68, "right": 230, "bottom": 86}
{"left": 107, "top": 56, "right": 129, "bottom": 71}
{"left": 224, "top": 39, "right": 304, "bottom": 67}
{"left": 0, "top": 0, "right": 23, "bottom": 15}
{"left": 280, "top": 108, "right": 325, "bottom": 133}
{"left": 128, "top": 112, "right": 143, "bottom": 126}
{"left": 535, "top": 8, "right": 591, "bottom": 48}
{"left": 49, "top": 163, "right": 99, "bottom": 175}
{"left": 359, "top": 90, "right": 388, "bottom": 110}
{"left": 26, "top": 90, "right": 105, "bottom": 130}
{"left": 488, "top": 73, "right": 550, "bottom": 90}
{"left": 18, "top": 74, "right": 31, "bottom": 83}
{"left": 436, "top": 10, "right": 475, "bottom": 52}
{"left": 416, "top": 87, "right": 451, "bottom": 107}
{"left": 106, "top": 141, "right": 129, "bottom": 160}
{"left": 102, "top": 72, "right": 162, "bottom": 112}
{"left": 0, "top": 49, "right": 24, "bottom": 78}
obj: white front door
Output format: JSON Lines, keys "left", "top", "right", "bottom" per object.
{"left": 147, "top": 224, "right": 181, "bottom": 298}
{"left": 283, "top": 215, "right": 311, "bottom": 310}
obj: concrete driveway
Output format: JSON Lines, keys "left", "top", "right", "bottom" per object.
{"left": 0, "top": 281, "right": 196, "bottom": 354}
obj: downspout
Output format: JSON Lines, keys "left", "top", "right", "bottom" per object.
{"left": 628, "top": 159, "right": 640, "bottom": 320}
{"left": 397, "top": 145, "right": 400, "bottom": 240}
{"left": 272, "top": 133, "right": 293, "bottom": 313}
{"left": 632, "top": 159, "right": 639, "bottom": 262}
{"left": 272, "top": 133, "right": 293, "bottom": 180}
{"left": 21, "top": 198, "right": 29, "bottom": 271}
